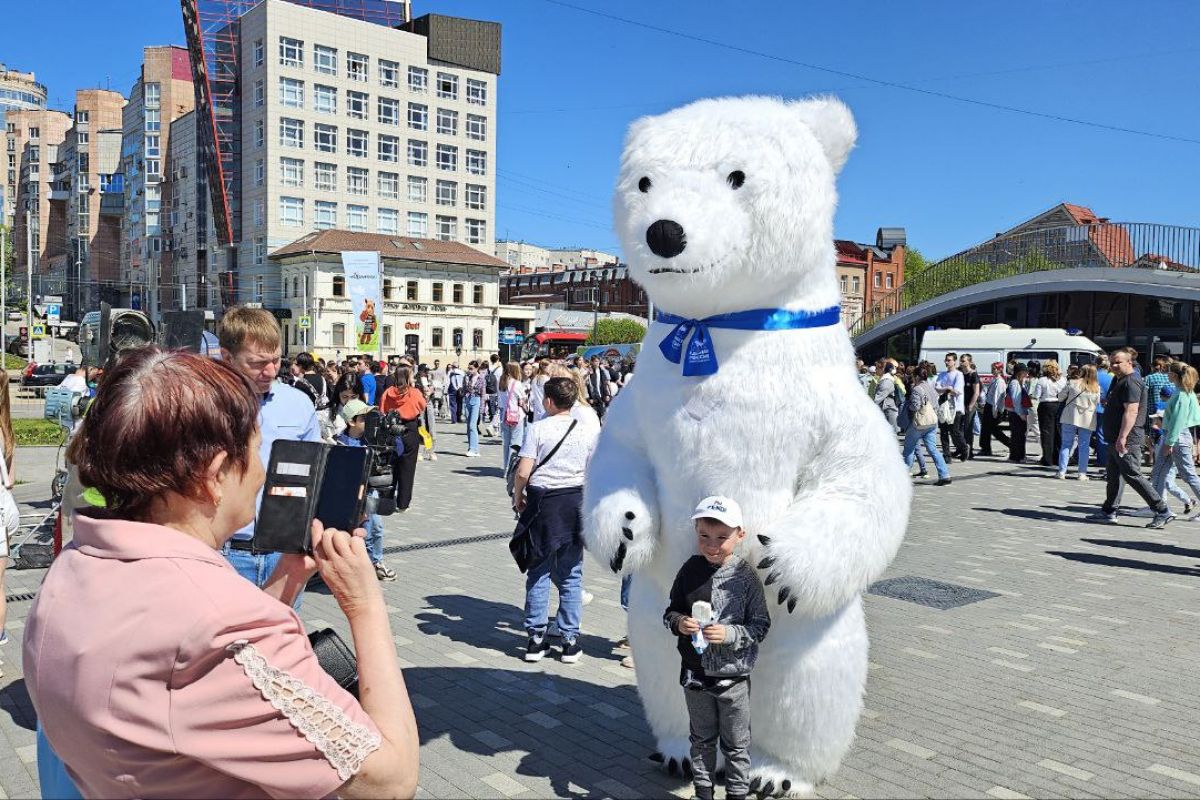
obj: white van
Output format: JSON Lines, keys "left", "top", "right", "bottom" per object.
{"left": 918, "top": 325, "right": 1104, "bottom": 383}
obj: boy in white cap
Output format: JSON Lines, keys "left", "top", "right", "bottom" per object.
{"left": 333, "top": 399, "right": 396, "bottom": 581}
{"left": 662, "top": 496, "right": 771, "bottom": 800}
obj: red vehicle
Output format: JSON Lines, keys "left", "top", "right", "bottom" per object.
{"left": 520, "top": 331, "right": 589, "bottom": 361}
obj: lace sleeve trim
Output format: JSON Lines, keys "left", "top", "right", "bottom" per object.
{"left": 227, "top": 639, "right": 381, "bottom": 781}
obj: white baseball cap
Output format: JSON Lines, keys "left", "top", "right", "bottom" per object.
{"left": 691, "top": 495, "right": 743, "bottom": 529}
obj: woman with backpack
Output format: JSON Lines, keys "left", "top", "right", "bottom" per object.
{"left": 499, "top": 362, "right": 528, "bottom": 475}
{"left": 1056, "top": 364, "right": 1101, "bottom": 479}
{"left": 899, "top": 363, "right": 951, "bottom": 486}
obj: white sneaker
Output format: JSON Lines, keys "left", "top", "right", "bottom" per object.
{"left": 1077, "top": 473, "right": 1089, "bottom": 481}
{"left": 1055, "top": 472, "right": 1067, "bottom": 479}
{"left": 581, "top": 590, "right": 594, "bottom": 606}
{"left": 465, "top": 451, "right": 481, "bottom": 458}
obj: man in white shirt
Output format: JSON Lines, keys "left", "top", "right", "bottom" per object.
{"left": 446, "top": 363, "right": 465, "bottom": 423}
{"left": 936, "top": 352, "right": 968, "bottom": 461}
{"left": 511, "top": 377, "right": 601, "bottom": 664}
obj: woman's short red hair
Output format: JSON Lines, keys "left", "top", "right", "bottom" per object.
{"left": 68, "top": 348, "right": 260, "bottom": 520}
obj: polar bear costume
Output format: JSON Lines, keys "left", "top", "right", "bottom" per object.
{"left": 582, "top": 96, "right": 911, "bottom": 797}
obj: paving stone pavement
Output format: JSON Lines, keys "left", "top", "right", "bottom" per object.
{"left": 2, "top": 428, "right": 1200, "bottom": 798}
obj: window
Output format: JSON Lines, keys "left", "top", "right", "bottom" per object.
{"left": 436, "top": 108, "right": 458, "bottom": 136}
{"left": 315, "top": 123, "right": 337, "bottom": 153}
{"left": 332, "top": 323, "right": 345, "bottom": 346}
{"left": 466, "top": 218, "right": 486, "bottom": 245}
{"left": 279, "top": 117, "right": 304, "bottom": 148}
{"left": 435, "top": 179, "right": 456, "bottom": 206}
{"left": 347, "top": 90, "right": 369, "bottom": 119}
{"left": 473, "top": 329, "right": 484, "bottom": 349}
{"left": 279, "top": 37, "right": 303, "bottom": 68}
{"left": 254, "top": 200, "right": 266, "bottom": 230}
{"left": 315, "top": 200, "right": 337, "bottom": 229}
{"left": 145, "top": 109, "right": 161, "bottom": 134}
{"left": 407, "top": 103, "right": 427, "bottom": 131}
{"left": 280, "top": 77, "right": 304, "bottom": 108}
{"left": 314, "top": 84, "right": 337, "bottom": 114}
{"left": 465, "top": 183, "right": 486, "bottom": 210}
{"left": 279, "top": 196, "right": 304, "bottom": 226}
{"left": 378, "top": 207, "right": 399, "bottom": 235}
{"left": 851, "top": 276, "right": 860, "bottom": 293}
{"left": 435, "top": 144, "right": 458, "bottom": 172}
{"left": 315, "top": 161, "right": 337, "bottom": 191}
{"left": 873, "top": 271, "right": 881, "bottom": 288}
{"left": 472, "top": 284, "right": 483, "bottom": 304}
{"left": 346, "top": 128, "right": 368, "bottom": 158}
{"left": 145, "top": 82, "right": 160, "bottom": 108}
{"left": 466, "top": 149, "right": 486, "bottom": 175}
{"left": 77, "top": 131, "right": 89, "bottom": 145}
{"left": 254, "top": 237, "right": 266, "bottom": 265}
{"left": 146, "top": 134, "right": 161, "bottom": 157}
{"left": 407, "top": 139, "right": 428, "bottom": 167}
{"left": 254, "top": 38, "right": 264, "bottom": 68}
{"left": 378, "top": 96, "right": 400, "bottom": 126}
{"left": 146, "top": 158, "right": 160, "bottom": 177}
{"left": 432, "top": 282, "right": 443, "bottom": 302}
{"left": 839, "top": 275, "right": 848, "bottom": 293}
{"left": 451, "top": 283, "right": 464, "bottom": 304}
{"left": 465, "top": 114, "right": 486, "bottom": 141}
{"left": 382, "top": 326, "right": 393, "bottom": 348}
{"left": 254, "top": 119, "right": 265, "bottom": 148}
{"left": 382, "top": 278, "right": 394, "bottom": 300}
{"left": 314, "top": 44, "right": 337, "bottom": 76}
{"left": 432, "top": 327, "right": 443, "bottom": 348}
{"left": 347, "top": 52, "right": 369, "bottom": 82}
{"left": 407, "top": 175, "right": 427, "bottom": 203}
{"left": 408, "top": 66, "right": 428, "bottom": 93}
{"left": 885, "top": 273, "right": 894, "bottom": 289}
{"left": 255, "top": 158, "right": 266, "bottom": 187}
{"left": 333, "top": 275, "right": 346, "bottom": 296}
{"left": 408, "top": 211, "right": 428, "bottom": 237}
{"left": 378, "top": 134, "right": 400, "bottom": 163}
{"left": 253, "top": 79, "right": 265, "bottom": 107}
{"left": 437, "top": 215, "right": 458, "bottom": 242}
{"left": 280, "top": 157, "right": 304, "bottom": 187}
{"left": 406, "top": 280, "right": 418, "bottom": 301}
{"left": 377, "top": 171, "right": 399, "bottom": 198}
{"left": 466, "top": 78, "right": 487, "bottom": 106}
{"left": 379, "top": 59, "right": 399, "bottom": 88}
{"left": 436, "top": 72, "right": 458, "bottom": 100}
{"left": 254, "top": 276, "right": 264, "bottom": 303}
{"left": 345, "top": 204, "right": 367, "bottom": 232}
{"left": 75, "top": 110, "right": 89, "bottom": 124}
{"left": 339, "top": 166, "right": 367, "bottom": 197}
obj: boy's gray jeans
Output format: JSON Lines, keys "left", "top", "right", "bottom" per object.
{"left": 684, "top": 679, "right": 751, "bottom": 797}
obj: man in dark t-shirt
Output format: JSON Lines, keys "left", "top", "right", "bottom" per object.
{"left": 1092, "top": 347, "right": 1170, "bottom": 527}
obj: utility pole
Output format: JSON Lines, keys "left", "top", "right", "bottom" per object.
{"left": 25, "top": 208, "right": 33, "bottom": 350}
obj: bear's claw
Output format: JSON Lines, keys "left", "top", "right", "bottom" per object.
{"left": 621, "top": 527, "right": 634, "bottom": 540}
{"left": 649, "top": 751, "right": 664, "bottom": 763}
{"left": 757, "top": 556, "right": 776, "bottom": 570}
{"left": 610, "top": 542, "right": 627, "bottom": 573}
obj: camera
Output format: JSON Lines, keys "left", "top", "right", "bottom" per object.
{"left": 361, "top": 409, "right": 402, "bottom": 516}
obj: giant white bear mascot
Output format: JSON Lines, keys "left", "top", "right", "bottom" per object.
{"left": 583, "top": 96, "right": 912, "bottom": 797}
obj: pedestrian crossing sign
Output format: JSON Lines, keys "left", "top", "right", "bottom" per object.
{"left": 32, "top": 325, "right": 46, "bottom": 339}
{"left": 298, "top": 315, "right": 312, "bottom": 330}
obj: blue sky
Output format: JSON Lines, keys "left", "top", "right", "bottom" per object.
{"left": 3, "top": 1, "right": 1198, "bottom": 260}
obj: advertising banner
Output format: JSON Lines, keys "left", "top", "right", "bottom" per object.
{"left": 341, "top": 251, "right": 383, "bottom": 357}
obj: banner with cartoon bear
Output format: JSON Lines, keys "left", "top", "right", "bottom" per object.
{"left": 340, "top": 250, "right": 382, "bottom": 357}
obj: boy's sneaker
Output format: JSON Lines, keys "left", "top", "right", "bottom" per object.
{"left": 1147, "top": 510, "right": 1176, "bottom": 530}
{"left": 560, "top": 640, "right": 582, "bottom": 664}
{"left": 374, "top": 562, "right": 397, "bottom": 582}
{"left": 524, "top": 636, "right": 550, "bottom": 662}
{"left": 0, "top": 630, "right": 8, "bottom": 646}
{"left": 1086, "top": 510, "right": 1118, "bottom": 523}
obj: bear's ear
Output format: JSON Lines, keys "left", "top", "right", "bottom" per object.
{"left": 790, "top": 96, "right": 857, "bottom": 175}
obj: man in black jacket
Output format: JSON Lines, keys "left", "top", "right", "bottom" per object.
{"left": 586, "top": 356, "right": 612, "bottom": 421}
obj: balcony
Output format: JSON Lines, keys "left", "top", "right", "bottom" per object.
{"left": 100, "top": 192, "right": 125, "bottom": 216}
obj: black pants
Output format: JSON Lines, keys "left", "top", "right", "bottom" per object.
{"left": 940, "top": 410, "right": 968, "bottom": 460}
{"left": 1037, "top": 401, "right": 1063, "bottom": 466}
{"left": 1009, "top": 414, "right": 1028, "bottom": 462}
{"left": 393, "top": 420, "right": 421, "bottom": 511}
{"left": 979, "top": 405, "right": 1010, "bottom": 454}
{"left": 1103, "top": 441, "right": 1166, "bottom": 515}
{"left": 961, "top": 408, "right": 978, "bottom": 458}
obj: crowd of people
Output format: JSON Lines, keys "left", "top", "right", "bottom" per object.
{"left": 862, "top": 346, "right": 1200, "bottom": 529}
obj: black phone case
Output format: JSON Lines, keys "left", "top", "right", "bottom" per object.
{"left": 314, "top": 446, "right": 372, "bottom": 533}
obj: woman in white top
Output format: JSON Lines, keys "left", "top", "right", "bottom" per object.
{"left": 498, "top": 363, "right": 528, "bottom": 473}
{"left": 1031, "top": 360, "right": 1067, "bottom": 467}
{"left": 569, "top": 369, "right": 602, "bottom": 428}
{"left": 1056, "top": 364, "right": 1100, "bottom": 479}
{"left": 528, "top": 361, "right": 553, "bottom": 424}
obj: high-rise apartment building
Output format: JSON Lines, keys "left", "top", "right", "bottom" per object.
{"left": 182, "top": 0, "right": 500, "bottom": 312}
{"left": 6, "top": 109, "right": 72, "bottom": 282}
{"left": 0, "top": 64, "right": 48, "bottom": 224}
{"left": 162, "top": 110, "right": 220, "bottom": 311}
{"left": 119, "top": 47, "right": 195, "bottom": 319}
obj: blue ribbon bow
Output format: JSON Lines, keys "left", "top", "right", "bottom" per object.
{"left": 657, "top": 306, "right": 842, "bottom": 376}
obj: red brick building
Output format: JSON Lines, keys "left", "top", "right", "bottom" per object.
{"left": 500, "top": 263, "right": 648, "bottom": 318}
{"left": 836, "top": 228, "right": 906, "bottom": 327}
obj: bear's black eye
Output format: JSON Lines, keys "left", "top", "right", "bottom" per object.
{"left": 727, "top": 170, "right": 746, "bottom": 189}
{"left": 638, "top": 176, "right": 652, "bottom": 193}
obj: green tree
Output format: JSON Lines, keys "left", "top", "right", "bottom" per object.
{"left": 903, "top": 246, "right": 929, "bottom": 278}
{"left": 586, "top": 318, "right": 646, "bottom": 345}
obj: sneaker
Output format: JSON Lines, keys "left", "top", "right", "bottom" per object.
{"left": 374, "top": 562, "right": 397, "bottom": 582}
{"left": 429, "top": 452, "right": 438, "bottom": 461}
{"left": 1187, "top": 508, "right": 1200, "bottom": 522}
{"left": 1147, "top": 510, "right": 1176, "bottom": 530}
{"left": 0, "top": 631, "right": 8, "bottom": 646}
{"left": 560, "top": 640, "right": 582, "bottom": 664}
{"left": 615, "top": 637, "right": 630, "bottom": 650}
{"left": 1055, "top": 472, "right": 1067, "bottom": 480}
{"left": 1087, "top": 510, "right": 1118, "bottom": 523}
{"left": 914, "top": 472, "right": 929, "bottom": 479}
{"left": 1186, "top": 502, "right": 1194, "bottom": 517}
{"left": 524, "top": 636, "right": 550, "bottom": 662}
{"left": 465, "top": 451, "right": 481, "bottom": 458}
{"left": 1077, "top": 473, "right": 1089, "bottom": 481}
{"left": 935, "top": 477, "right": 952, "bottom": 486}
{"left": 620, "top": 655, "right": 635, "bottom": 669}
{"left": 581, "top": 590, "right": 594, "bottom": 606}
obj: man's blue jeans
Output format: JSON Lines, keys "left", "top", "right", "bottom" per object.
{"left": 465, "top": 395, "right": 482, "bottom": 453}
{"left": 1094, "top": 411, "right": 1108, "bottom": 466}
{"left": 524, "top": 538, "right": 584, "bottom": 643}
{"left": 364, "top": 513, "right": 384, "bottom": 564}
{"left": 222, "top": 545, "right": 302, "bottom": 611}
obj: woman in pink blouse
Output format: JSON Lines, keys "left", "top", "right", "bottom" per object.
{"left": 23, "top": 349, "right": 418, "bottom": 799}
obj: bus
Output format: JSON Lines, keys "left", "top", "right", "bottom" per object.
{"left": 520, "top": 331, "right": 590, "bottom": 361}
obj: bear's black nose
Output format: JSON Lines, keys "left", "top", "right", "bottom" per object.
{"left": 646, "top": 219, "right": 687, "bottom": 259}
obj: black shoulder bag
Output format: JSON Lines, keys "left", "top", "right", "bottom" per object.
{"left": 508, "top": 419, "right": 578, "bottom": 573}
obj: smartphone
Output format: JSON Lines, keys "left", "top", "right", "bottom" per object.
{"left": 314, "top": 446, "right": 371, "bottom": 534}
